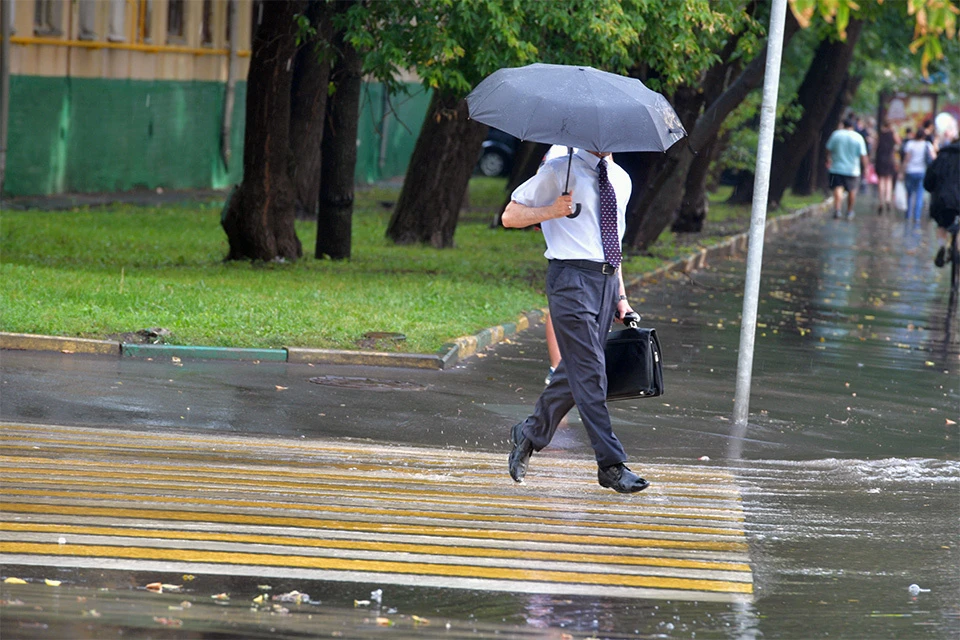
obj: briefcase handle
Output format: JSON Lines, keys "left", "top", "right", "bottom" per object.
{"left": 621, "top": 311, "right": 641, "bottom": 328}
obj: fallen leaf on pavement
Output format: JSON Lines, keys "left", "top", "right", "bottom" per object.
{"left": 211, "top": 593, "right": 230, "bottom": 600}
{"left": 376, "top": 617, "right": 394, "bottom": 627}
{"left": 44, "top": 579, "right": 61, "bottom": 586}
{"left": 153, "top": 617, "right": 183, "bottom": 627}
{"left": 145, "top": 582, "right": 163, "bottom": 593}
{"left": 3, "top": 578, "right": 27, "bottom": 584}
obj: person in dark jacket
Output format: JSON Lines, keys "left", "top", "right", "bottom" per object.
{"left": 924, "top": 117, "right": 959, "bottom": 267}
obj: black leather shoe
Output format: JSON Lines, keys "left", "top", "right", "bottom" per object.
{"left": 508, "top": 422, "right": 533, "bottom": 482}
{"left": 598, "top": 463, "right": 649, "bottom": 493}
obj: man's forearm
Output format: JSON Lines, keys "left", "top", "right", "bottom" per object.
{"left": 501, "top": 194, "right": 572, "bottom": 229}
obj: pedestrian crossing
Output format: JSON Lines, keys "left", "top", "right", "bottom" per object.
{"left": 0, "top": 422, "right": 753, "bottom": 602}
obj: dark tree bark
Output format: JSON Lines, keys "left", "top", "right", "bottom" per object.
{"left": 316, "top": 0, "right": 362, "bottom": 260}
{"left": 726, "top": 169, "right": 756, "bottom": 204}
{"left": 222, "top": 0, "right": 306, "bottom": 262}
{"left": 672, "top": 139, "right": 719, "bottom": 232}
{"left": 624, "top": 10, "right": 800, "bottom": 252}
{"left": 767, "top": 19, "right": 864, "bottom": 207}
{"left": 386, "top": 91, "right": 488, "bottom": 247}
{"left": 290, "top": 1, "right": 334, "bottom": 220}
{"left": 672, "top": 36, "right": 743, "bottom": 233}
{"left": 493, "top": 140, "right": 550, "bottom": 227}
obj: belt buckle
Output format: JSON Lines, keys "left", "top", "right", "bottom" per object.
{"left": 601, "top": 263, "right": 615, "bottom": 275}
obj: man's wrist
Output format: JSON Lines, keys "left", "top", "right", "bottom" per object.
{"left": 618, "top": 294, "right": 627, "bottom": 301}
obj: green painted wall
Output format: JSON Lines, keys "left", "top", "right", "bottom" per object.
{"left": 355, "top": 83, "right": 433, "bottom": 184}
{"left": 4, "top": 76, "right": 431, "bottom": 197}
{"left": 5, "top": 76, "right": 247, "bottom": 197}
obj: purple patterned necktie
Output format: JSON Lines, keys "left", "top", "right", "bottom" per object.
{"left": 597, "top": 158, "right": 621, "bottom": 269}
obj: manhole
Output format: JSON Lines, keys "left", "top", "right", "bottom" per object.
{"left": 308, "top": 375, "right": 426, "bottom": 391}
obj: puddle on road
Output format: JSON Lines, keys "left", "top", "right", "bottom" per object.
{"left": 1, "top": 570, "right": 753, "bottom": 639}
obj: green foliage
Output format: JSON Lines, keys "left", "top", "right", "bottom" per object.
{"left": 789, "top": 0, "right": 958, "bottom": 76}
{"left": 723, "top": 127, "right": 761, "bottom": 173}
{"left": 852, "top": 1, "right": 960, "bottom": 110}
{"left": 339, "top": 0, "right": 754, "bottom": 99}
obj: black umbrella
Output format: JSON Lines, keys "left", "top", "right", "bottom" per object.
{"left": 466, "top": 63, "right": 687, "bottom": 215}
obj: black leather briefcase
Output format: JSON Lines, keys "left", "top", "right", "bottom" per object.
{"left": 604, "top": 317, "right": 664, "bottom": 401}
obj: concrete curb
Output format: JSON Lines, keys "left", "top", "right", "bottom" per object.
{"left": 0, "top": 333, "right": 121, "bottom": 356}
{"left": 0, "top": 201, "right": 828, "bottom": 369}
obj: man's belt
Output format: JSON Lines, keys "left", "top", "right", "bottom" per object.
{"left": 552, "top": 259, "right": 618, "bottom": 275}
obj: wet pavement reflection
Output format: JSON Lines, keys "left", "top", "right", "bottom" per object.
{"left": 2, "top": 207, "right": 959, "bottom": 638}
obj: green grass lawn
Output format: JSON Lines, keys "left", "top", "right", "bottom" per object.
{"left": 0, "top": 178, "right": 824, "bottom": 352}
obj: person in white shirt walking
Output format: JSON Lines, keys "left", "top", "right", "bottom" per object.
{"left": 501, "top": 149, "right": 648, "bottom": 493}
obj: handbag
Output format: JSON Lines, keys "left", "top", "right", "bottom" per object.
{"left": 604, "top": 314, "right": 664, "bottom": 401}
{"left": 894, "top": 180, "right": 908, "bottom": 212}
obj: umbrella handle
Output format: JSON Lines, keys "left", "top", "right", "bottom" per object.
{"left": 563, "top": 147, "right": 581, "bottom": 218}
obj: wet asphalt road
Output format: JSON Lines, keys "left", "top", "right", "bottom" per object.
{"left": 2, "top": 205, "right": 959, "bottom": 638}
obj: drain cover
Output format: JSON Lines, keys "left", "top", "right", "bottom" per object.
{"left": 308, "top": 375, "right": 427, "bottom": 391}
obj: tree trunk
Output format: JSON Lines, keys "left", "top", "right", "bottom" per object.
{"left": 493, "top": 140, "right": 549, "bottom": 227}
{"left": 767, "top": 19, "right": 864, "bottom": 208}
{"left": 624, "top": 10, "right": 800, "bottom": 252}
{"left": 289, "top": 0, "right": 333, "bottom": 220}
{"left": 672, "top": 139, "right": 718, "bottom": 233}
{"left": 316, "top": 1, "right": 361, "bottom": 260}
{"left": 791, "top": 145, "right": 816, "bottom": 196}
{"left": 726, "top": 169, "right": 756, "bottom": 204}
{"left": 222, "top": 0, "right": 305, "bottom": 262}
{"left": 671, "top": 39, "right": 741, "bottom": 234}
{"left": 386, "top": 91, "right": 487, "bottom": 248}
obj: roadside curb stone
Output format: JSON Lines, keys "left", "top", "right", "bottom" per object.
{"left": 0, "top": 200, "right": 829, "bottom": 369}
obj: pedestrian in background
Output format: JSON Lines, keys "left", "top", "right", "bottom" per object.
{"left": 501, "top": 148, "right": 648, "bottom": 493}
{"left": 924, "top": 116, "right": 959, "bottom": 267}
{"left": 874, "top": 120, "right": 901, "bottom": 214}
{"left": 902, "top": 128, "right": 937, "bottom": 225}
{"left": 825, "top": 116, "right": 868, "bottom": 220}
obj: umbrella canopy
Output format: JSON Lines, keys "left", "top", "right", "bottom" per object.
{"left": 466, "top": 63, "right": 686, "bottom": 154}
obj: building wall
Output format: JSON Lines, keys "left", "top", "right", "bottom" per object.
{"left": 3, "top": 0, "right": 430, "bottom": 197}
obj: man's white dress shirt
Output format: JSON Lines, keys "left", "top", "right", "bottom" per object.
{"left": 511, "top": 150, "right": 632, "bottom": 262}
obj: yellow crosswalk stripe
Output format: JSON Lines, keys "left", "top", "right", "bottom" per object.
{"left": 1, "top": 422, "right": 754, "bottom": 601}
